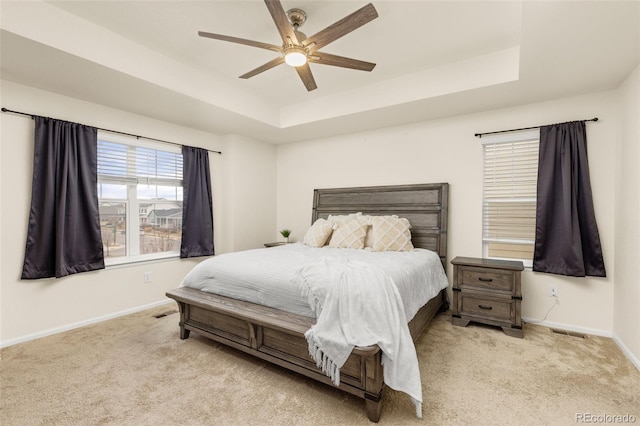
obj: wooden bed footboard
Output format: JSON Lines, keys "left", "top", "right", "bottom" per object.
{"left": 166, "top": 287, "right": 446, "bottom": 422}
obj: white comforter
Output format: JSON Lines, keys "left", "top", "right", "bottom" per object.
{"left": 180, "top": 243, "right": 449, "bottom": 322}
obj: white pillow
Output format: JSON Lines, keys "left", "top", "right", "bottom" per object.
{"left": 328, "top": 218, "right": 369, "bottom": 249}
{"left": 371, "top": 215, "right": 414, "bottom": 252}
{"left": 303, "top": 218, "right": 334, "bottom": 247}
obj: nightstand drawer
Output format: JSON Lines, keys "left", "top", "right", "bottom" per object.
{"left": 458, "top": 293, "right": 513, "bottom": 323}
{"left": 460, "top": 267, "right": 515, "bottom": 292}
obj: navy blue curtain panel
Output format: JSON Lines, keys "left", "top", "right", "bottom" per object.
{"left": 21, "top": 117, "right": 105, "bottom": 279}
{"left": 533, "top": 121, "right": 606, "bottom": 277}
{"left": 180, "top": 146, "right": 214, "bottom": 258}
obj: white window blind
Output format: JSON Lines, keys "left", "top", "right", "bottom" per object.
{"left": 482, "top": 130, "right": 539, "bottom": 265}
{"left": 97, "top": 139, "right": 183, "bottom": 195}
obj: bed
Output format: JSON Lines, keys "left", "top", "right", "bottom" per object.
{"left": 166, "top": 183, "right": 449, "bottom": 422}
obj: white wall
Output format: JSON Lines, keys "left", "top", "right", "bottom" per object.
{"left": 0, "top": 80, "right": 277, "bottom": 345}
{"left": 220, "top": 133, "right": 277, "bottom": 251}
{"left": 614, "top": 64, "right": 640, "bottom": 363}
{"left": 277, "top": 91, "right": 618, "bottom": 336}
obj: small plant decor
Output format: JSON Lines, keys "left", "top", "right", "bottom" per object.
{"left": 280, "top": 229, "right": 291, "bottom": 242}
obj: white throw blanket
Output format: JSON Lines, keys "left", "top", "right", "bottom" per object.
{"left": 296, "top": 257, "right": 423, "bottom": 418}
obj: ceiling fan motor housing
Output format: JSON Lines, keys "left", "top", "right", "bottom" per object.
{"left": 286, "top": 8, "right": 307, "bottom": 29}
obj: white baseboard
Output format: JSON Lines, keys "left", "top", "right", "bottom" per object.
{"left": 0, "top": 299, "right": 174, "bottom": 349}
{"left": 612, "top": 333, "right": 640, "bottom": 372}
{"left": 521, "top": 316, "right": 612, "bottom": 338}
{"left": 522, "top": 316, "right": 640, "bottom": 372}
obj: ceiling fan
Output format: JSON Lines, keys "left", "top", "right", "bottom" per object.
{"left": 198, "top": 0, "right": 378, "bottom": 92}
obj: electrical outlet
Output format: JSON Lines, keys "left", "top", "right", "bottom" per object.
{"left": 548, "top": 283, "right": 558, "bottom": 297}
{"left": 144, "top": 272, "right": 152, "bottom": 283}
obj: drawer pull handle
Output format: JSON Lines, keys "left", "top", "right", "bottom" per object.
{"left": 478, "top": 305, "right": 493, "bottom": 310}
{"left": 478, "top": 277, "right": 493, "bottom": 282}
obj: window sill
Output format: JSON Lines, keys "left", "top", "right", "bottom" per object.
{"left": 105, "top": 252, "right": 180, "bottom": 268}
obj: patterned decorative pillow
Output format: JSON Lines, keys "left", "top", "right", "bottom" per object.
{"left": 371, "top": 215, "right": 414, "bottom": 251}
{"left": 303, "top": 218, "right": 334, "bottom": 247}
{"left": 328, "top": 218, "right": 369, "bottom": 249}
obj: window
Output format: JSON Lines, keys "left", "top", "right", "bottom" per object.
{"left": 97, "top": 133, "right": 183, "bottom": 265}
{"left": 482, "top": 130, "right": 539, "bottom": 267}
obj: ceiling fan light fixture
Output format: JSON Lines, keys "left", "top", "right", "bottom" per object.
{"left": 284, "top": 47, "right": 307, "bottom": 67}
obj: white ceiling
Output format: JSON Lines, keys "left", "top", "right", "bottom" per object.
{"left": 1, "top": 1, "right": 639, "bottom": 143}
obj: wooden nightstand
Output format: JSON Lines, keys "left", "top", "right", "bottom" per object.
{"left": 264, "top": 242, "right": 288, "bottom": 248}
{"left": 451, "top": 256, "right": 524, "bottom": 338}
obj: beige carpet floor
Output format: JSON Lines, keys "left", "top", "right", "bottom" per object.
{"left": 1, "top": 305, "right": 639, "bottom": 426}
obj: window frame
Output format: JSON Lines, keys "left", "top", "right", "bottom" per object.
{"left": 481, "top": 129, "right": 539, "bottom": 268}
{"left": 97, "top": 131, "right": 183, "bottom": 266}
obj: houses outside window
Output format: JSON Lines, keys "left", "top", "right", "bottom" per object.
{"left": 97, "top": 133, "right": 183, "bottom": 265}
{"left": 482, "top": 129, "right": 539, "bottom": 267}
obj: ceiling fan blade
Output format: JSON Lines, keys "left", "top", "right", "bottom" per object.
{"left": 309, "top": 53, "right": 376, "bottom": 72}
{"left": 239, "top": 56, "right": 285, "bottom": 79}
{"left": 198, "top": 31, "right": 281, "bottom": 53}
{"left": 295, "top": 63, "right": 318, "bottom": 91}
{"left": 264, "top": 0, "right": 299, "bottom": 45}
{"left": 303, "top": 3, "right": 378, "bottom": 52}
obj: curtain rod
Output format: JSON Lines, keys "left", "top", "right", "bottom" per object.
{"left": 1, "top": 107, "right": 222, "bottom": 154}
{"left": 474, "top": 117, "right": 599, "bottom": 138}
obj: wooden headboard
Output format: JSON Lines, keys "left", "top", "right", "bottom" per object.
{"left": 311, "top": 183, "right": 449, "bottom": 266}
